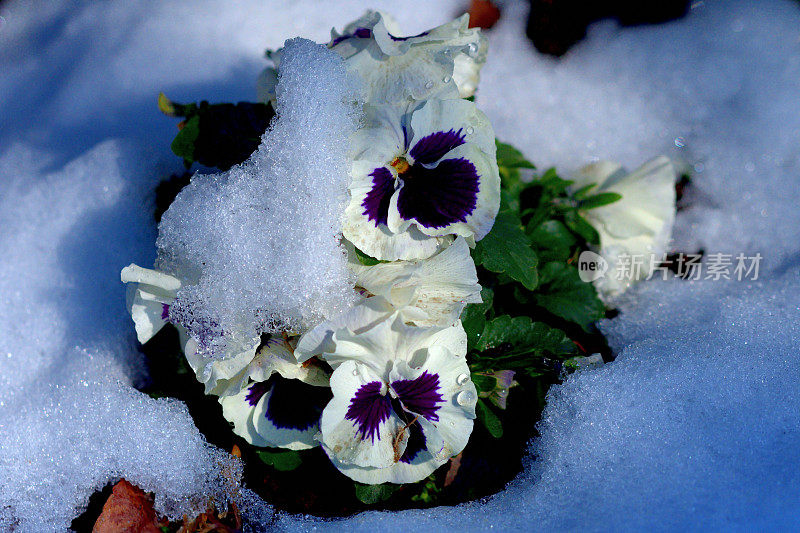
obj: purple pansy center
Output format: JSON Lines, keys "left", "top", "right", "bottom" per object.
{"left": 246, "top": 378, "right": 331, "bottom": 432}
{"left": 360, "top": 128, "right": 480, "bottom": 230}
{"left": 345, "top": 371, "right": 444, "bottom": 457}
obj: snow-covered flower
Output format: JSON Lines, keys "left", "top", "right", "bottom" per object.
{"left": 350, "top": 237, "right": 482, "bottom": 326}
{"left": 329, "top": 11, "right": 487, "bottom": 102}
{"left": 319, "top": 313, "right": 476, "bottom": 484}
{"left": 120, "top": 264, "right": 181, "bottom": 344}
{"left": 343, "top": 98, "right": 500, "bottom": 261}
{"left": 220, "top": 336, "right": 331, "bottom": 450}
{"left": 572, "top": 156, "right": 676, "bottom": 303}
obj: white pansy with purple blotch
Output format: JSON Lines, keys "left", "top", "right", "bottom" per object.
{"left": 329, "top": 11, "right": 487, "bottom": 103}
{"left": 571, "top": 156, "right": 676, "bottom": 304}
{"left": 343, "top": 98, "right": 500, "bottom": 261}
{"left": 219, "top": 336, "right": 332, "bottom": 450}
{"left": 320, "top": 313, "right": 476, "bottom": 484}
{"left": 121, "top": 264, "right": 181, "bottom": 344}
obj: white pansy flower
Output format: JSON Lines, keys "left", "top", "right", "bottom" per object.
{"left": 183, "top": 333, "right": 328, "bottom": 397}
{"left": 219, "top": 336, "right": 332, "bottom": 450}
{"left": 121, "top": 264, "right": 181, "bottom": 344}
{"left": 343, "top": 98, "right": 500, "bottom": 261}
{"left": 329, "top": 11, "right": 487, "bottom": 103}
{"left": 351, "top": 237, "right": 482, "bottom": 326}
{"left": 573, "top": 156, "right": 677, "bottom": 303}
{"left": 319, "top": 313, "right": 476, "bottom": 484}
{"left": 294, "top": 237, "right": 482, "bottom": 363}
{"left": 294, "top": 295, "right": 402, "bottom": 364}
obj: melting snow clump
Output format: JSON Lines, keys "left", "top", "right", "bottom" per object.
{"left": 156, "top": 38, "right": 361, "bottom": 357}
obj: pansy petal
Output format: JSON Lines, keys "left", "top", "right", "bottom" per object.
{"left": 220, "top": 384, "right": 272, "bottom": 448}
{"left": 352, "top": 238, "right": 481, "bottom": 327}
{"left": 402, "top": 143, "right": 500, "bottom": 242}
{"left": 343, "top": 193, "right": 452, "bottom": 260}
{"left": 590, "top": 156, "right": 676, "bottom": 240}
{"left": 321, "top": 361, "right": 407, "bottom": 468}
{"left": 295, "top": 296, "right": 396, "bottom": 363}
{"left": 183, "top": 337, "right": 258, "bottom": 397}
{"left": 251, "top": 377, "right": 330, "bottom": 450}
{"left": 120, "top": 264, "right": 181, "bottom": 344}
{"left": 245, "top": 337, "right": 330, "bottom": 387}
{"left": 408, "top": 98, "right": 495, "bottom": 158}
{"left": 452, "top": 31, "right": 488, "bottom": 99}
{"left": 574, "top": 156, "right": 676, "bottom": 303}
{"left": 330, "top": 12, "right": 481, "bottom": 104}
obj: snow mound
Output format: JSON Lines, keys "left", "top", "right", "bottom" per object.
{"left": 156, "top": 38, "right": 360, "bottom": 357}
{"left": 0, "top": 141, "right": 241, "bottom": 531}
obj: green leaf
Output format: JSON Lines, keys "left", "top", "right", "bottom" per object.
{"left": 170, "top": 115, "right": 199, "bottom": 163}
{"left": 496, "top": 141, "right": 536, "bottom": 169}
{"left": 354, "top": 482, "right": 399, "bottom": 505}
{"left": 528, "top": 219, "right": 577, "bottom": 262}
{"left": 476, "top": 315, "right": 571, "bottom": 355}
{"left": 533, "top": 262, "right": 605, "bottom": 331}
{"left": 579, "top": 192, "right": 622, "bottom": 210}
{"left": 564, "top": 211, "right": 600, "bottom": 245}
{"left": 476, "top": 399, "right": 503, "bottom": 438}
{"left": 460, "top": 287, "right": 493, "bottom": 351}
{"left": 471, "top": 373, "right": 497, "bottom": 393}
{"left": 353, "top": 246, "right": 386, "bottom": 266}
{"left": 166, "top": 100, "right": 274, "bottom": 170}
{"left": 255, "top": 449, "right": 302, "bottom": 472}
{"left": 473, "top": 209, "right": 538, "bottom": 291}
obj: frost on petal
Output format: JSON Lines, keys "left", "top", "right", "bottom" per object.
{"left": 352, "top": 237, "right": 482, "bottom": 327}
{"left": 120, "top": 264, "right": 181, "bottom": 344}
{"left": 573, "top": 156, "right": 677, "bottom": 302}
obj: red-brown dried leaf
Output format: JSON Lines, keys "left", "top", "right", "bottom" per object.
{"left": 468, "top": 0, "right": 501, "bottom": 29}
{"left": 93, "top": 479, "right": 165, "bottom": 533}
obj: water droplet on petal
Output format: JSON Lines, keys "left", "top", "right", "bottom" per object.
{"left": 456, "top": 390, "right": 475, "bottom": 406}
{"left": 425, "top": 80, "right": 434, "bottom": 89}
{"left": 466, "top": 126, "right": 474, "bottom": 135}
{"left": 468, "top": 42, "right": 478, "bottom": 56}
{"left": 443, "top": 75, "right": 452, "bottom": 83}
{"left": 456, "top": 373, "right": 470, "bottom": 386}
{"left": 352, "top": 369, "right": 358, "bottom": 376}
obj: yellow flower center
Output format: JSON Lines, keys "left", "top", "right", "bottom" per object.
{"left": 390, "top": 156, "right": 411, "bottom": 175}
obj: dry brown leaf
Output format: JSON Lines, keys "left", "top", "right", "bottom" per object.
{"left": 93, "top": 479, "right": 165, "bottom": 533}
{"left": 468, "top": 0, "right": 501, "bottom": 29}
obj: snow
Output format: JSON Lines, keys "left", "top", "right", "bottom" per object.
{"left": 157, "top": 38, "right": 360, "bottom": 357}
{"left": 1, "top": 0, "right": 799, "bottom": 530}
{"left": 0, "top": 142, "right": 240, "bottom": 531}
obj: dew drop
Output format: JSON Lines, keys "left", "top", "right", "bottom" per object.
{"left": 443, "top": 75, "right": 452, "bottom": 83}
{"left": 425, "top": 80, "right": 434, "bottom": 89}
{"left": 456, "top": 390, "right": 475, "bottom": 406}
{"left": 468, "top": 42, "right": 478, "bottom": 56}
{"left": 466, "top": 126, "right": 474, "bottom": 135}
{"left": 456, "top": 373, "right": 470, "bottom": 386}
